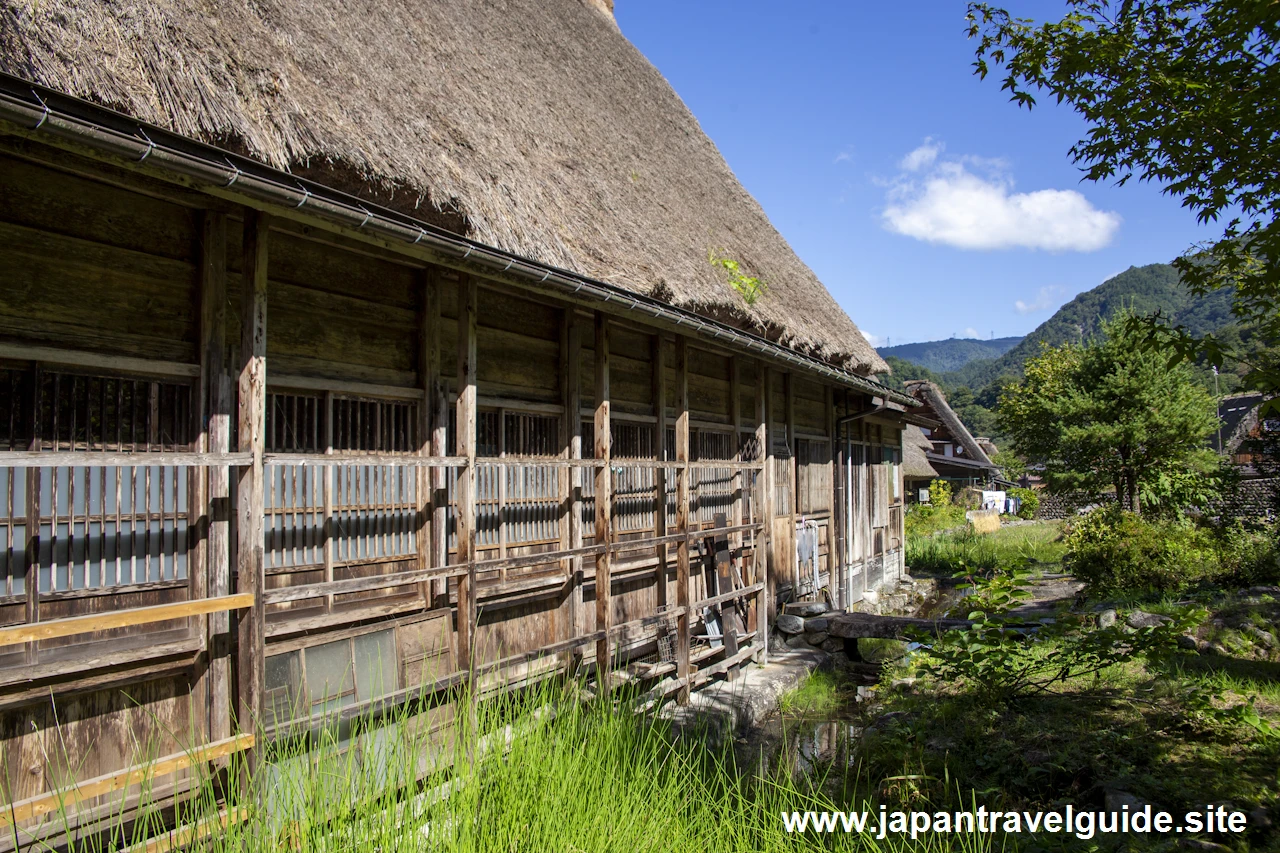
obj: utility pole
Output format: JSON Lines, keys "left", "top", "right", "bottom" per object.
{"left": 1214, "top": 366, "right": 1223, "bottom": 453}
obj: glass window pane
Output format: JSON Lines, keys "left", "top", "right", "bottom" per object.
{"left": 305, "top": 639, "right": 354, "bottom": 707}
{"left": 354, "top": 629, "right": 397, "bottom": 703}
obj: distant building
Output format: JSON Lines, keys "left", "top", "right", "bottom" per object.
{"left": 903, "top": 380, "right": 1005, "bottom": 486}
{"left": 1220, "top": 394, "right": 1279, "bottom": 477}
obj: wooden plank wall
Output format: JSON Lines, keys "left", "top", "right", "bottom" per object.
{"left": 0, "top": 137, "right": 881, "bottom": 842}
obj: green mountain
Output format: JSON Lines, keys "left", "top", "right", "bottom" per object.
{"left": 877, "top": 263, "right": 1243, "bottom": 442}
{"left": 942, "top": 263, "right": 1235, "bottom": 390}
{"left": 876, "top": 336, "right": 1023, "bottom": 373}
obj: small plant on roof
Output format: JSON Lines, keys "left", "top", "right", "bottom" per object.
{"left": 708, "top": 249, "right": 767, "bottom": 306}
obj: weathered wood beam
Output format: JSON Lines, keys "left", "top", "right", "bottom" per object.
{"left": 827, "top": 612, "right": 972, "bottom": 640}
{"left": 652, "top": 334, "right": 668, "bottom": 611}
{"left": 0, "top": 734, "right": 254, "bottom": 826}
{"left": 235, "top": 208, "right": 269, "bottom": 767}
{"left": 674, "top": 336, "right": 691, "bottom": 704}
{"left": 430, "top": 283, "right": 450, "bottom": 608}
{"left": 761, "top": 365, "right": 777, "bottom": 644}
{"left": 198, "top": 209, "right": 228, "bottom": 746}
{"left": 833, "top": 389, "right": 847, "bottom": 610}
{"left": 560, "top": 310, "right": 583, "bottom": 668}
{"left": 754, "top": 363, "right": 770, "bottom": 662}
{"left": 785, "top": 371, "right": 797, "bottom": 594}
{"left": 825, "top": 384, "right": 838, "bottom": 607}
{"left": 416, "top": 269, "right": 437, "bottom": 608}
{"left": 455, "top": 276, "right": 479, "bottom": 674}
{"left": 593, "top": 312, "right": 612, "bottom": 685}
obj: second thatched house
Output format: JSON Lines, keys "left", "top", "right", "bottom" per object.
{"left": 903, "top": 380, "right": 1003, "bottom": 486}
{"left": 0, "top": 0, "right": 918, "bottom": 845}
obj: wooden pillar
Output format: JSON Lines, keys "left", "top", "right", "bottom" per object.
{"left": 592, "top": 313, "right": 612, "bottom": 685}
{"left": 560, "top": 311, "right": 583, "bottom": 667}
{"left": 761, "top": 366, "right": 777, "bottom": 639}
{"left": 197, "top": 211, "right": 229, "bottom": 745}
{"left": 833, "top": 390, "right": 847, "bottom": 610}
{"left": 755, "top": 364, "right": 771, "bottom": 663}
{"left": 430, "top": 285, "right": 449, "bottom": 609}
{"left": 674, "top": 337, "right": 691, "bottom": 703}
{"left": 322, "top": 391, "right": 335, "bottom": 613}
{"left": 825, "top": 384, "right": 838, "bottom": 607}
{"left": 235, "top": 209, "right": 269, "bottom": 769}
{"left": 785, "top": 371, "right": 797, "bottom": 594}
{"left": 651, "top": 334, "right": 668, "bottom": 611}
{"left": 455, "top": 277, "right": 479, "bottom": 674}
{"left": 417, "top": 271, "right": 440, "bottom": 608}
{"left": 730, "top": 358, "right": 743, "bottom": 567}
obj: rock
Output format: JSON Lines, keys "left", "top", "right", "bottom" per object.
{"left": 1126, "top": 610, "right": 1171, "bottom": 629}
{"left": 1248, "top": 585, "right": 1280, "bottom": 596}
{"left": 890, "top": 677, "right": 917, "bottom": 691}
{"left": 776, "top": 613, "right": 805, "bottom": 635}
{"left": 806, "top": 631, "right": 830, "bottom": 646}
{"left": 1197, "top": 640, "right": 1218, "bottom": 655}
{"left": 1104, "top": 790, "right": 1147, "bottom": 812}
{"left": 784, "top": 601, "right": 828, "bottom": 617}
{"left": 1178, "top": 634, "right": 1200, "bottom": 650}
{"left": 821, "top": 637, "right": 845, "bottom": 654}
{"left": 861, "top": 591, "right": 880, "bottom": 607}
{"left": 1098, "top": 609, "right": 1118, "bottom": 629}
{"left": 865, "top": 710, "right": 915, "bottom": 735}
{"left": 855, "top": 686, "right": 875, "bottom": 702}
{"left": 1250, "top": 806, "right": 1273, "bottom": 829}
{"left": 1246, "top": 626, "right": 1277, "bottom": 649}
{"left": 785, "top": 633, "right": 811, "bottom": 650}
{"left": 804, "top": 617, "right": 830, "bottom": 633}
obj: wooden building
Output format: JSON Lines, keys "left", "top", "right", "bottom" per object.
{"left": 903, "top": 380, "right": 1003, "bottom": 486}
{"left": 0, "top": 0, "right": 918, "bottom": 845}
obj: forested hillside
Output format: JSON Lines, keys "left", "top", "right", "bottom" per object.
{"left": 876, "top": 336, "right": 1023, "bottom": 373}
{"left": 879, "top": 263, "right": 1246, "bottom": 441}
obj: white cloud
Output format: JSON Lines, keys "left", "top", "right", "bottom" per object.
{"left": 959, "top": 327, "right": 981, "bottom": 339}
{"left": 861, "top": 329, "right": 887, "bottom": 348}
{"left": 834, "top": 150, "right": 853, "bottom": 164}
{"left": 900, "top": 138, "right": 943, "bottom": 172}
{"left": 881, "top": 142, "right": 1121, "bottom": 252}
{"left": 1015, "top": 285, "right": 1065, "bottom": 315}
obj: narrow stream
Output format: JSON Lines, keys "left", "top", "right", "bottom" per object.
{"left": 732, "top": 578, "right": 969, "bottom": 779}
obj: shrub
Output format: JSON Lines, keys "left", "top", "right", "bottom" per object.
{"left": 913, "top": 565, "right": 1201, "bottom": 703}
{"left": 928, "top": 478, "right": 954, "bottom": 506}
{"left": 1007, "top": 486, "right": 1039, "bottom": 520}
{"left": 1212, "top": 521, "right": 1280, "bottom": 586}
{"left": 1064, "top": 507, "right": 1220, "bottom": 594}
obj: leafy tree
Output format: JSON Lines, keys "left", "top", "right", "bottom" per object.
{"left": 967, "top": 1, "right": 1280, "bottom": 409}
{"left": 999, "top": 315, "right": 1218, "bottom": 513}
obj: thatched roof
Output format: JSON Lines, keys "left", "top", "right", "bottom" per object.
{"left": 0, "top": 0, "right": 886, "bottom": 374}
{"left": 903, "top": 380, "right": 995, "bottom": 469}
{"left": 902, "top": 425, "right": 939, "bottom": 481}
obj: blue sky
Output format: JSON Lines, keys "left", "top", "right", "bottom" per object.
{"left": 614, "top": 1, "right": 1218, "bottom": 348}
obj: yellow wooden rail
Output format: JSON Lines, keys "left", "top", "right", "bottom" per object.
{"left": 2, "top": 734, "right": 255, "bottom": 825}
{"left": 121, "top": 807, "right": 250, "bottom": 853}
{"left": 0, "top": 593, "right": 255, "bottom": 648}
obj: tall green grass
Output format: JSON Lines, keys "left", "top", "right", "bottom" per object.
{"left": 36, "top": 676, "right": 997, "bottom": 853}
{"left": 907, "top": 523, "right": 1066, "bottom": 576}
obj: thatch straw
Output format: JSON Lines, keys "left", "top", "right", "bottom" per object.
{"left": 901, "top": 425, "right": 939, "bottom": 480}
{"left": 903, "top": 381, "right": 995, "bottom": 467}
{"left": 0, "top": 0, "right": 886, "bottom": 373}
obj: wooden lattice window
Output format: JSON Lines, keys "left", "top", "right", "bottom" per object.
{"left": 0, "top": 366, "right": 195, "bottom": 598}
{"left": 472, "top": 410, "right": 561, "bottom": 551}
{"left": 264, "top": 390, "right": 422, "bottom": 571}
